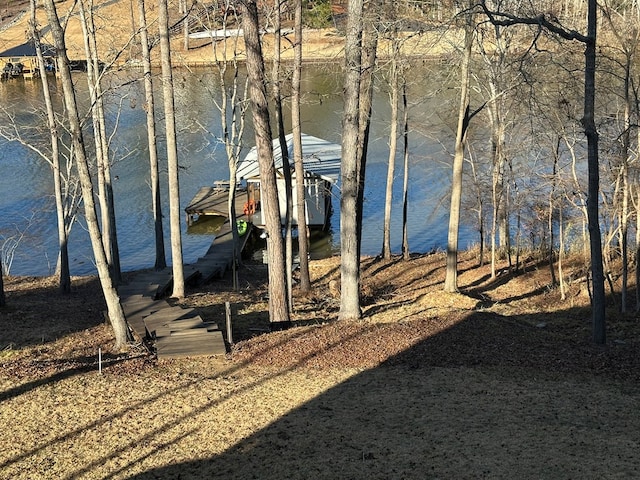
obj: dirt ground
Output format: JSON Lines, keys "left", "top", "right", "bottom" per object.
{"left": 0, "top": 0, "right": 454, "bottom": 65}
{"left": 2, "top": 2, "right": 640, "bottom": 478}
{"left": 2, "top": 251, "right": 640, "bottom": 479}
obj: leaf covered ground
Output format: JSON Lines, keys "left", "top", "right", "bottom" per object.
{"left": 2, "top": 251, "right": 640, "bottom": 479}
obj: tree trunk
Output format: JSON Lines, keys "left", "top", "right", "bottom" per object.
{"left": 339, "top": 0, "right": 365, "bottom": 321}
{"left": 30, "top": 0, "right": 71, "bottom": 293}
{"left": 208, "top": 9, "right": 248, "bottom": 290}
{"left": 619, "top": 53, "right": 631, "bottom": 313}
{"left": 272, "top": 0, "right": 294, "bottom": 308}
{"left": 558, "top": 203, "right": 566, "bottom": 301}
{"left": 79, "top": 0, "right": 122, "bottom": 284}
{"left": 241, "top": 0, "right": 290, "bottom": 328}
{"left": 444, "top": 3, "right": 473, "bottom": 292}
{"left": 292, "top": 0, "right": 311, "bottom": 292}
{"left": 585, "top": 0, "right": 606, "bottom": 344}
{"left": 183, "top": 0, "right": 189, "bottom": 51}
{"left": 137, "top": 0, "right": 166, "bottom": 271}
{"left": 477, "top": 3, "right": 605, "bottom": 344}
{"left": 355, "top": 2, "right": 379, "bottom": 262}
{"left": 382, "top": 36, "right": 399, "bottom": 260}
{"left": 158, "top": 0, "right": 185, "bottom": 298}
{"left": 548, "top": 137, "right": 560, "bottom": 287}
{"left": 636, "top": 186, "right": 640, "bottom": 311}
{"left": 401, "top": 79, "right": 410, "bottom": 261}
{"left": 44, "top": 0, "right": 130, "bottom": 350}
{"left": 0, "top": 258, "right": 5, "bottom": 307}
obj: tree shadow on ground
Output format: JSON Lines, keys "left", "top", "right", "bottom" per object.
{"left": 0, "top": 276, "right": 105, "bottom": 350}
{"left": 0, "top": 353, "right": 134, "bottom": 403}
{"left": 127, "top": 305, "right": 640, "bottom": 480}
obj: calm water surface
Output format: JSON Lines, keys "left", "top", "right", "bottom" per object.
{"left": 0, "top": 62, "right": 475, "bottom": 276}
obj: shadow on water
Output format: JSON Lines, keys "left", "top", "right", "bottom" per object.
{"left": 250, "top": 226, "right": 337, "bottom": 263}
{"left": 124, "top": 305, "right": 640, "bottom": 480}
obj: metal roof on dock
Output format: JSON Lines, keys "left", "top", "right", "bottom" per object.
{"left": 0, "top": 41, "right": 55, "bottom": 57}
{"left": 237, "top": 133, "right": 341, "bottom": 183}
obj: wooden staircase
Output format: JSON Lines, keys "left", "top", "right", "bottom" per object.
{"left": 118, "top": 219, "right": 253, "bottom": 360}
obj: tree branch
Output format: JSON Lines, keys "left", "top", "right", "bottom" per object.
{"left": 477, "top": 0, "right": 589, "bottom": 43}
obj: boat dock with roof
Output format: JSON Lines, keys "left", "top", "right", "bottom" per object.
{"left": 185, "top": 133, "right": 341, "bottom": 230}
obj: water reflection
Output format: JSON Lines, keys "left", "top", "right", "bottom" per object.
{"left": 187, "top": 215, "right": 226, "bottom": 235}
{"left": 0, "top": 63, "right": 475, "bottom": 276}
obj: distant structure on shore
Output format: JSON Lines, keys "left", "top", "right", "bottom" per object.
{"left": 0, "top": 40, "right": 55, "bottom": 79}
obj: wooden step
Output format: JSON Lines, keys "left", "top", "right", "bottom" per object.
{"left": 168, "top": 323, "right": 220, "bottom": 336}
{"left": 154, "top": 317, "right": 217, "bottom": 337}
{"left": 157, "top": 322, "right": 219, "bottom": 338}
{"left": 121, "top": 296, "right": 171, "bottom": 338}
{"left": 118, "top": 281, "right": 163, "bottom": 299}
{"left": 155, "top": 330, "right": 227, "bottom": 359}
{"left": 143, "top": 307, "right": 197, "bottom": 337}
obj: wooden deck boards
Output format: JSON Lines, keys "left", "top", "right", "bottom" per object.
{"left": 156, "top": 332, "right": 226, "bottom": 359}
{"left": 185, "top": 186, "right": 249, "bottom": 218}
{"left": 117, "top": 186, "right": 256, "bottom": 359}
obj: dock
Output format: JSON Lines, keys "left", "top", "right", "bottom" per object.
{"left": 118, "top": 185, "right": 254, "bottom": 360}
{"left": 185, "top": 182, "right": 256, "bottom": 225}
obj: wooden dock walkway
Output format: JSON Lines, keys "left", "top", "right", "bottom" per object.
{"left": 119, "top": 186, "right": 254, "bottom": 360}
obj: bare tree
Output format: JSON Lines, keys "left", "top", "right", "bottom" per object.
{"left": 340, "top": 0, "right": 379, "bottom": 320}
{"left": 480, "top": 0, "right": 606, "bottom": 344}
{"left": 381, "top": 27, "right": 400, "bottom": 261}
{"left": 43, "top": 0, "right": 130, "bottom": 349}
{"left": 271, "top": 0, "right": 294, "bottom": 308}
{"left": 474, "top": 13, "right": 519, "bottom": 277}
{"left": 600, "top": 0, "right": 640, "bottom": 313}
{"left": 355, "top": 0, "right": 379, "bottom": 262}
{"left": 292, "top": 0, "right": 312, "bottom": 293}
{"left": 158, "top": 0, "right": 185, "bottom": 298}
{"left": 401, "top": 79, "right": 410, "bottom": 261}
{"left": 29, "top": 0, "right": 72, "bottom": 293}
{"left": 0, "top": 109, "right": 81, "bottom": 285}
{"left": 79, "top": 0, "right": 122, "bottom": 283}
{"left": 241, "top": 0, "right": 291, "bottom": 328}
{"left": 137, "top": 0, "right": 167, "bottom": 271}
{"left": 444, "top": 1, "right": 474, "bottom": 292}
{"left": 340, "top": 0, "right": 366, "bottom": 321}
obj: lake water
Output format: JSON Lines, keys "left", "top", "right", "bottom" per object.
{"left": 0, "top": 62, "right": 476, "bottom": 276}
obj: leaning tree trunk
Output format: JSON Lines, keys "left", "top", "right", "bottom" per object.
{"left": 30, "top": 0, "right": 71, "bottom": 293}
{"left": 158, "top": 0, "right": 185, "bottom": 298}
{"left": 44, "top": 0, "right": 130, "bottom": 350}
{"left": 137, "top": 0, "right": 166, "bottom": 270}
{"left": 241, "top": 0, "right": 290, "bottom": 328}
{"left": 79, "top": 0, "right": 122, "bottom": 284}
